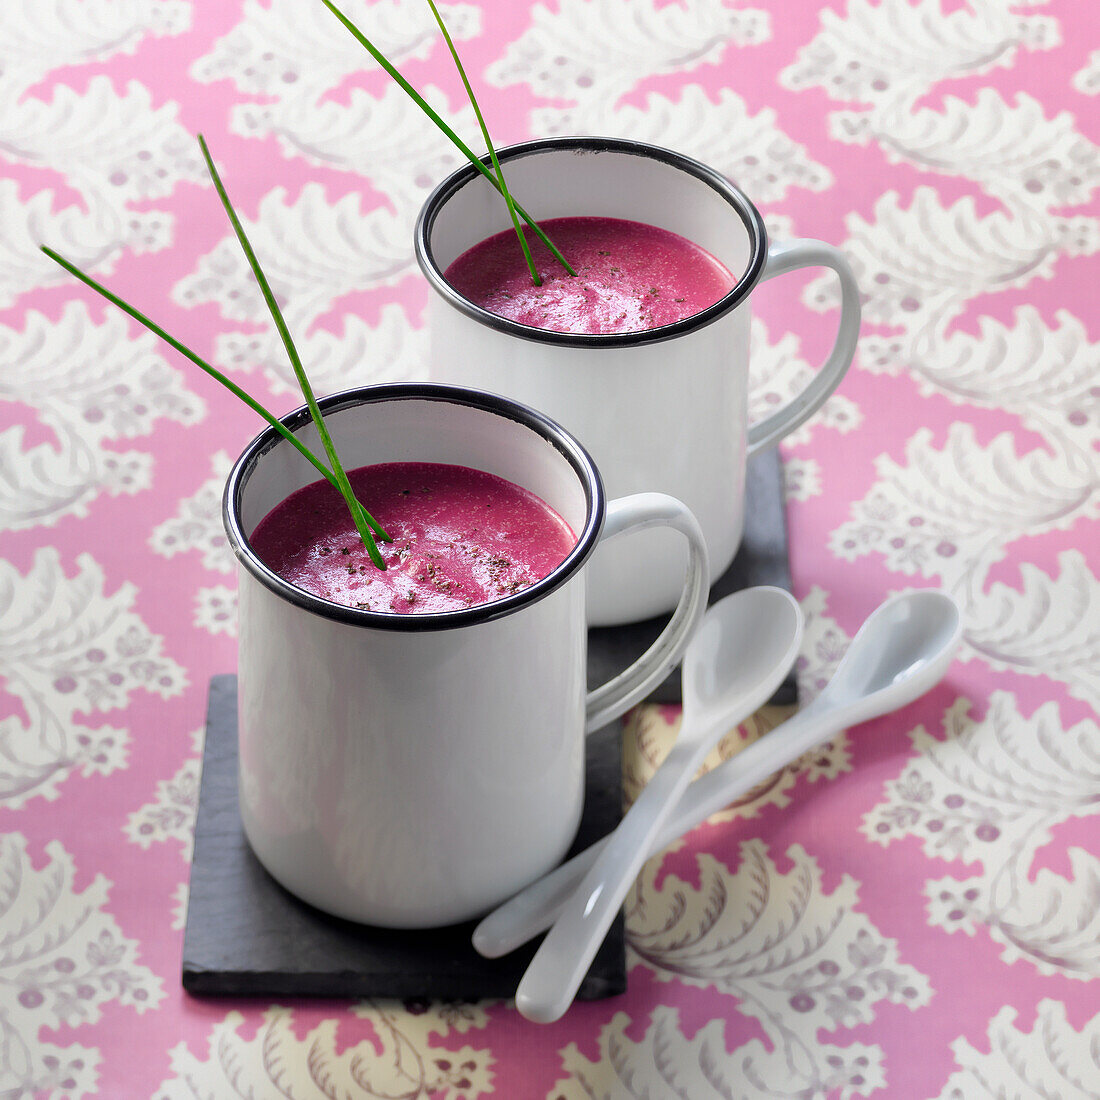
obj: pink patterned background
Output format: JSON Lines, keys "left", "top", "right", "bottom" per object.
{"left": 1, "top": 1, "right": 1098, "bottom": 1096}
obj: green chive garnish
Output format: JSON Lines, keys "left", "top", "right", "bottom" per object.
{"left": 320, "top": 0, "right": 576, "bottom": 280}
{"left": 196, "top": 134, "right": 389, "bottom": 567}
{"left": 425, "top": 0, "right": 540, "bottom": 286}
{"left": 40, "top": 248, "right": 335, "bottom": 485}
{"left": 41, "top": 135, "right": 390, "bottom": 570}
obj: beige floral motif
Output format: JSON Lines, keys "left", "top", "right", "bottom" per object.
{"left": 4, "top": 76, "right": 207, "bottom": 209}
{"left": 0, "top": 549, "right": 186, "bottom": 807}
{"left": 2, "top": 178, "right": 178, "bottom": 308}
{"left": 0, "top": 833, "right": 163, "bottom": 1100}
{"left": 830, "top": 89, "right": 1100, "bottom": 212}
{"left": 961, "top": 552, "right": 1100, "bottom": 710}
{"left": 864, "top": 693, "right": 1100, "bottom": 979}
{"left": 929, "top": 1000, "right": 1100, "bottom": 1099}
{"left": 171, "top": 183, "right": 414, "bottom": 335}
{"left": 804, "top": 187, "right": 1098, "bottom": 340}
{"left": 213, "top": 305, "right": 428, "bottom": 399}
{"left": 149, "top": 452, "right": 235, "bottom": 574}
{"left": 784, "top": 457, "right": 823, "bottom": 502}
{"left": 2, "top": 1, "right": 196, "bottom": 305}
{"left": 485, "top": 0, "right": 768, "bottom": 109}
{"left": 154, "top": 1001, "right": 494, "bottom": 1099}
{"left": 152, "top": 730, "right": 205, "bottom": 930}
{"left": 170, "top": 882, "right": 189, "bottom": 933}
{"left": 833, "top": 425, "right": 1096, "bottom": 574}
{"left": 193, "top": 586, "right": 238, "bottom": 637}
{"left": 763, "top": 212, "right": 796, "bottom": 243}
{"left": 0, "top": 0, "right": 190, "bottom": 94}
{"left": 530, "top": 86, "right": 832, "bottom": 206}
{"left": 232, "top": 81, "right": 482, "bottom": 218}
{"left": 124, "top": 758, "right": 201, "bottom": 861}
{"left": 191, "top": 0, "right": 481, "bottom": 100}
{"left": 781, "top": 0, "right": 1058, "bottom": 104}
{"left": 0, "top": 303, "right": 204, "bottom": 530}
{"left": 552, "top": 1005, "right": 884, "bottom": 1099}
{"left": 857, "top": 307, "right": 1098, "bottom": 616}
{"left": 1074, "top": 48, "right": 1100, "bottom": 95}
{"left": 830, "top": 422, "right": 1100, "bottom": 706}
{"left": 621, "top": 842, "right": 929, "bottom": 1098}
{"left": 859, "top": 306, "right": 1099, "bottom": 459}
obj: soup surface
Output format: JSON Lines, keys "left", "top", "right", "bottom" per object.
{"left": 250, "top": 462, "right": 576, "bottom": 614}
{"left": 444, "top": 215, "right": 737, "bottom": 335}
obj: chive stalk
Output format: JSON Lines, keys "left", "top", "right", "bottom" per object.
{"left": 41, "top": 135, "right": 391, "bottom": 569}
{"left": 196, "top": 135, "right": 389, "bottom": 566}
{"left": 320, "top": 0, "right": 575, "bottom": 279}
{"left": 425, "top": 0, "right": 540, "bottom": 286}
{"left": 41, "top": 247, "right": 343, "bottom": 488}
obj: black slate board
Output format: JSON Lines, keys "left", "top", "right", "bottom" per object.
{"left": 588, "top": 448, "right": 797, "bottom": 705}
{"left": 183, "top": 675, "right": 626, "bottom": 1002}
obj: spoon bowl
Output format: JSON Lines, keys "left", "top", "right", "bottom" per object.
{"left": 682, "top": 587, "right": 802, "bottom": 723}
{"left": 821, "top": 588, "right": 960, "bottom": 720}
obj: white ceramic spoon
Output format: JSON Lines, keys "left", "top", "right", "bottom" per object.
{"left": 510, "top": 585, "right": 804, "bottom": 1024}
{"left": 480, "top": 589, "right": 961, "bottom": 1024}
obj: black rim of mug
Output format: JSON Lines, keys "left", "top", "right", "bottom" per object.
{"left": 223, "top": 383, "right": 607, "bottom": 632}
{"left": 414, "top": 135, "right": 770, "bottom": 348}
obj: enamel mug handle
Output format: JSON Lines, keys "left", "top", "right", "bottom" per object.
{"left": 584, "top": 493, "right": 710, "bottom": 731}
{"left": 747, "top": 239, "right": 861, "bottom": 456}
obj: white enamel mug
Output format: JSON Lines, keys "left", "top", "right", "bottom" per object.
{"left": 223, "top": 384, "right": 709, "bottom": 928}
{"left": 416, "top": 137, "right": 861, "bottom": 626}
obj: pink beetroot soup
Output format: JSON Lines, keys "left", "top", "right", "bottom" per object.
{"left": 444, "top": 216, "right": 736, "bottom": 335}
{"left": 250, "top": 462, "right": 576, "bottom": 615}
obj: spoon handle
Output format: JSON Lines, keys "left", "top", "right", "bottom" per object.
{"left": 513, "top": 728, "right": 723, "bottom": 1023}
{"left": 473, "top": 700, "right": 838, "bottom": 960}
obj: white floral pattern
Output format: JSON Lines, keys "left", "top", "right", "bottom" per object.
{"left": 805, "top": 187, "right": 1099, "bottom": 336}
{"left": 485, "top": 0, "right": 768, "bottom": 107}
{"left": 625, "top": 842, "right": 929, "bottom": 1098}
{"left": 866, "top": 692, "right": 1100, "bottom": 980}
{"left": 1, "top": 2, "right": 193, "bottom": 311}
{"left": 931, "top": 1000, "right": 1100, "bottom": 1100}
{"left": 0, "top": 833, "right": 164, "bottom": 1099}
{"left": 831, "top": 429, "right": 1100, "bottom": 706}
{"left": 193, "top": 585, "right": 238, "bottom": 636}
{"left": 0, "top": 304, "right": 204, "bottom": 530}
{"left": 213, "top": 305, "right": 430, "bottom": 397}
{"left": 155, "top": 1002, "right": 494, "bottom": 1099}
{"left": 530, "top": 85, "right": 832, "bottom": 205}
{"left": 125, "top": 757, "right": 201, "bottom": 861}
{"left": 0, "top": 549, "right": 185, "bottom": 808}
{"left": 1074, "top": 49, "right": 1100, "bottom": 95}
{"left": 781, "top": 0, "right": 1059, "bottom": 101}
{"left": 555, "top": 1004, "right": 885, "bottom": 1098}
{"left": 148, "top": 452, "right": 235, "bottom": 574}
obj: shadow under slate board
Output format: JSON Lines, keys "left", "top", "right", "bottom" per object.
{"left": 587, "top": 448, "right": 798, "bottom": 706}
{"left": 182, "top": 676, "right": 625, "bottom": 1001}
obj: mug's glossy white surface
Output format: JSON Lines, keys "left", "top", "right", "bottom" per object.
{"left": 224, "top": 385, "right": 709, "bottom": 928}
{"left": 417, "top": 138, "right": 861, "bottom": 626}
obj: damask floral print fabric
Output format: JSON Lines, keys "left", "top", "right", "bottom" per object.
{"left": 0, "top": 1, "right": 1097, "bottom": 1097}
